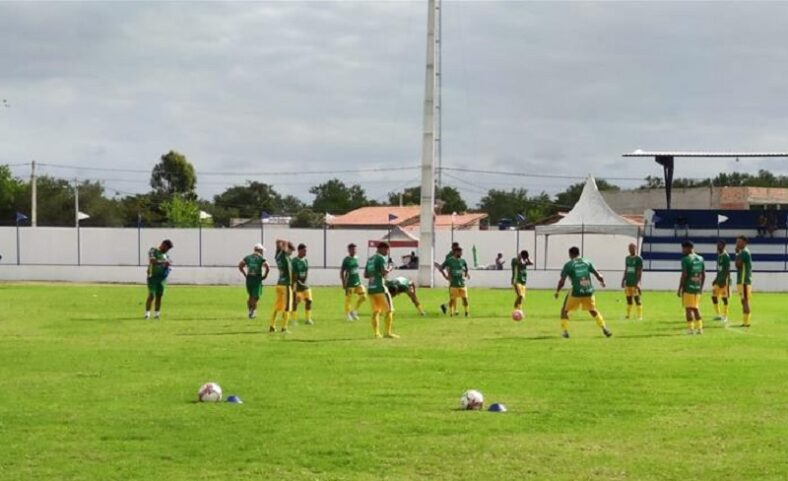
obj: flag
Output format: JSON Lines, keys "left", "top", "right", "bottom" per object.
{"left": 260, "top": 211, "right": 271, "bottom": 223}
{"left": 199, "top": 210, "right": 212, "bottom": 220}
{"left": 15, "top": 212, "right": 28, "bottom": 224}
{"left": 388, "top": 213, "right": 398, "bottom": 222}
{"left": 325, "top": 213, "right": 336, "bottom": 222}
{"left": 717, "top": 214, "right": 729, "bottom": 224}
{"left": 77, "top": 211, "right": 90, "bottom": 221}
{"left": 136, "top": 213, "right": 143, "bottom": 228}
{"left": 515, "top": 213, "right": 526, "bottom": 223}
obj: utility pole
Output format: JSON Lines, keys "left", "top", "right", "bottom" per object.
{"left": 31, "top": 160, "right": 37, "bottom": 227}
{"left": 74, "top": 177, "right": 79, "bottom": 227}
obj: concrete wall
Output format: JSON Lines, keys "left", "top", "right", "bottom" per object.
{"left": 602, "top": 187, "right": 721, "bottom": 214}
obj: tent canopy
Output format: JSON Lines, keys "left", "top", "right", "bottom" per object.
{"left": 368, "top": 225, "right": 419, "bottom": 248}
{"left": 536, "top": 176, "right": 640, "bottom": 236}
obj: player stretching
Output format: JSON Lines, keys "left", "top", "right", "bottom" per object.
{"left": 270, "top": 239, "right": 295, "bottom": 333}
{"left": 439, "top": 242, "right": 460, "bottom": 314}
{"left": 441, "top": 246, "right": 470, "bottom": 317}
{"left": 711, "top": 240, "right": 731, "bottom": 323}
{"left": 386, "top": 277, "right": 426, "bottom": 315}
{"left": 365, "top": 241, "right": 397, "bottom": 339}
{"left": 678, "top": 241, "right": 705, "bottom": 335}
{"left": 554, "top": 247, "right": 611, "bottom": 338}
{"left": 734, "top": 235, "right": 753, "bottom": 327}
{"left": 238, "top": 243, "right": 270, "bottom": 319}
{"left": 511, "top": 250, "right": 533, "bottom": 314}
{"left": 340, "top": 243, "right": 367, "bottom": 321}
{"left": 145, "top": 239, "right": 174, "bottom": 320}
{"left": 621, "top": 243, "right": 643, "bottom": 320}
{"left": 291, "top": 243, "right": 313, "bottom": 325}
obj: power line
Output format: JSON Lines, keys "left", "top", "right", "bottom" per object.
{"left": 441, "top": 166, "right": 647, "bottom": 182}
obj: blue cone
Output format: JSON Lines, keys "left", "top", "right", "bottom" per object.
{"left": 488, "top": 403, "right": 507, "bottom": 412}
{"left": 226, "top": 395, "right": 243, "bottom": 404}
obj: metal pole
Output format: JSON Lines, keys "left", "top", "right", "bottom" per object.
{"left": 75, "top": 178, "right": 80, "bottom": 265}
{"left": 435, "top": 0, "right": 442, "bottom": 189}
{"left": 198, "top": 223, "right": 203, "bottom": 267}
{"left": 260, "top": 219, "right": 264, "bottom": 246}
{"left": 581, "top": 223, "right": 585, "bottom": 257}
{"left": 16, "top": 220, "right": 20, "bottom": 265}
{"left": 30, "top": 160, "right": 37, "bottom": 227}
{"left": 516, "top": 227, "right": 520, "bottom": 254}
{"left": 451, "top": 221, "right": 454, "bottom": 244}
{"left": 137, "top": 213, "right": 142, "bottom": 266}
{"left": 323, "top": 216, "right": 327, "bottom": 268}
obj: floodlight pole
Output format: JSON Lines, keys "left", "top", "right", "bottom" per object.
{"left": 656, "top": 155, "right": 675, "bottom": 210}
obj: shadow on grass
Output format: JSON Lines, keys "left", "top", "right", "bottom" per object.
{"left": 175, "top": 330, "right": 264, "bottom": 336}
{"left": 482, "top": 335, "right": 558, "bottom": 342}
{"left": 286, "top": 337, "right": 365, "bottom": 343}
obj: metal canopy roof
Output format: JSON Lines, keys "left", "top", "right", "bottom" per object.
{"left": 623, "top": 150, "right": 788, "bottom": 158}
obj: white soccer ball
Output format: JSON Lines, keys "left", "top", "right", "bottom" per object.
{"left": 198, "top": 382, "right": 222, "bottom": 402}
{"left": 459, "top": 389, "right": 484, "bottom": 410}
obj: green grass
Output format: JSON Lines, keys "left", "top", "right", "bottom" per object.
{"left": 0, "top": 283, "right": 786, "bottom": 481}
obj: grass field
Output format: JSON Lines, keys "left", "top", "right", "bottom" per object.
{"left": 0, "top": 283, "right": 786, "bottom": 481}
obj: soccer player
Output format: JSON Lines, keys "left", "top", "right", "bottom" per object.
{"left": 291, "top": 243, "right": 313, "bottom": 325}
{"left": 735, "top": 235, "right": 753, "bottom": 327}
{"left": 711, "top": 240, "right": 731, "bottom": 323}
{"left": 511, "top": 250, "right": 533, "bottom": 314}
{"left": 340, "top": 243, "right": 367, "bottom": 321}
{"left": 365, "top": 241, "right": 397, "bottom": 339}
{"left": 441, "top": 246, "right": 470, "bottom": 317}
{"left": 386, "top": 276, "right": 426, "bottom": 315}
{"left": 621, "top": 243, "right": 644, "bottom": 320}
{"left": 270, "top": 239, "right": 295, "bottom": 333}
{"left": 238, "top": 243, "right": 270, "bottom": 319}
{"left": 678, "top": 240, "right": 706, "bottom": 335}
{"left": 144, "top": 239, "right": 174, "bottom": 320}
{"left": 554, "top": 246, "right": 611, "bottom": 338}
{"left": 439, "top": 242, "right": 460, "bottom": 314}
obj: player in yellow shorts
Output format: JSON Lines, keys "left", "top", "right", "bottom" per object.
{"left": 365, "top": 241, "right": 397, "bottom": 338}
{"left": 340, "top": 243, "right": 367, "bottom": 321}
{"left": 511, "top": 250, "right": 533, "bottom": 315}
{"left": 270, "top": 239, "right": 295, "bottom": 333}
{"left": 678, "top": 241, "right": 706, "bottom": 335}
{"left": 734, "top": 235, "right": 753, "bottom": 327}
{"left": 620, "top": 243, "right": 643, "bottom": 320}
{"left": 440, "top": 246, "right": 470, "bottom": 317}
{"left": 711, "top": 240, "right": 731, "bottom": 323}
{"left": 291, "top": 243, "right": 313, "bottom": 325}
{"left": 554, "top": 246, "right": 611, "bottom": 338}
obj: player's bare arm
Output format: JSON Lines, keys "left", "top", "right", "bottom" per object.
{"left": 554, "top": 275, "right": 567, "bottom": 299}
{"left": 238, "top": 260, "right": 247, "bottom": 277}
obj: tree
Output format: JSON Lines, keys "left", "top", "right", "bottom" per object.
{"left": 0, "top": 165, "right": 23, "bottom": 224}
{"left": 478, "top": 188, "right": 554, "bottom": 225}
{"left": 310, "top": 178, "right": 374, "bottom": 214}
{"left": 213, "top": 181, "right": 284, "bottom": 226}
{"left": 161, "top": 195, "right": 200, "bottom": 227}
{"left": 387, "top": 185, "right": 467, "bottom": 214}
{"left": 289, "top": 208, "right": 324, "bottom": 228}
{"left": 554, "top": 179, "right": 619, "bottom": 208}
{"left": 150, "top": 150, "right": 197, "bottom": 199}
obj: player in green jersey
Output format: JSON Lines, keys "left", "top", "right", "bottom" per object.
{"left": 340, "top": 243, "right": 367, "bottom": 321}
{"left": 440, "top": 246, "right": 470, "bottom": 317}
{"left": 144, "top": 239, "right": 174, "bottom": 320}
{"left": 678, "top": 240, "right": 706, "bottom": 335}
{"left": 511, "top": 250, "right": 533, "bottom": 314}
{"left": 386, "top": 276, "right": 426, "bottom": 315}
{"left": 735, "top": 235, "right": 753, "bottom": 327}
{"left": 554, "top": 247, "right": 611, "bottom": 338}
{"left": 270, "top": 239, "right": 295, "bottom": 333}
{"left": 711, "top": 240, "right": 731, "bottom": 323}
{"left": 291, "top": 243, "right": 314, "bottom": 325}
{"left": 365, "top": 241, "right": 397, "bottom": 338}
{"left": 238, "top": 243, "right": 270, "bottom": 319}
{"left": 620, "top": 243, "right": 644, "bottom": 320}
{"left": 439, "top": 242, "right": 460, "bottom": 314}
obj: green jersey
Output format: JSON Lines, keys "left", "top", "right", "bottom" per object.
{"left": 386, "top": 276, "right": 411, "bottom": 294}
{"left": 560, "top": 258, "right": 598, "bottom": 297}
{"left": 147, "top": 248, "right": 168, "bottom": 279}
{"left": 511, "top": 258, "right": 528, "bottom": 285}
{"left": 275, "top": 250, "right": 293, "bottom": 286}
{"left": 292, "top": 256, "right": 309, "bottom": 291}
{"left": 243, "top": 254, "right": 266, "bottom": 277}
{"left": 736, "top": 248, "right": 752, "bottom": 285}
{"left": 442, "top": 256, "right": 468, "bottom": 288}
{"left": 341, "top": 256, "right": 361, "bottom": 288}
{"left": 624, "top": 255, "right": 643, "bottom": 287}
{"left": 681, "top": 253, "right": 705, "bottom": 294}
{"left": 714, "top": 251, "right": 731, "bottom": 286}
{"left": 365, "top": 253, "right": 388, "bottom": 294}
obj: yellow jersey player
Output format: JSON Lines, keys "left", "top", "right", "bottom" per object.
{"left": 145, "top": 239, "right": 173, "bottom": 320}
{"left": 365, "top": 241, "right": 397, "bottom": 339}
{"left": 711, "top": 240, "right": 731, "bottom": 323}
{"left": 386, "top": 276, "right": 426, "bottom": 315}
{"left": 621, "top": 243, "right": 644, "bottom": 320}
{"left": 734, "top": 235, "right": 753, "bottom": 327}
{"left": 291, "top": 243, "right": 313, "bottom": 325}
{"left": 440, "top": 246, "right": 470, "bottom": 317}
{"left": 554, "top": 246, "right": 611, "bottom": 338}
{"left": 511, "top": 250, "right": 533, "bottom": 314}
{"left": 340, "top": 243, "right": 367, "bottom": 321}
{"left": 269, "top": 239, "right": 295, "bottom": 333}
{"left": 678, "top": 241, "right": 706, "bottom": 335}
{"left": 238, "top": 243, "right": 270, "bottom": 319}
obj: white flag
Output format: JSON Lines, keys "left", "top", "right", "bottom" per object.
{"left": 199, "top": 210, "right": 212, "bottom": 220}
{"left": 717, "top": 215, "right": 729, "bottom": 224}
{"left": 325, "top": 213, "right": 336, "bottom": 222}
{"left": 77, "top": 211, "right": 90, "bottom": 221}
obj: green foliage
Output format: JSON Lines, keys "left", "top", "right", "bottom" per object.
{"left": 478, "top": 188, "right": 554, "bottom": 224}
{"left": 289, "top": 208, "right": 323, "bottom": 228}
{"left": 387, "top": 185, "right": 468, "bottom": 214}
{"left": 641, "top": 170, "right": 788, "bottom": 189}
{"left": 212, "top": 182, "right": 305, "bottom": 226}
{"left": 161, "top": 195, "right": 201, "bottom": 227}
{"left": 309, "top": 178, "right": 375, "bottom": 214}
{"left": 0, "top": 165, "right": 24, "bottom": 222}
{"left": 150, "top": 150, "right": 197, "bottom": 199}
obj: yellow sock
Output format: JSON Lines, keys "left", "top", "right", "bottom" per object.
{"left": 743, "top": 313, "right": 751, "bottom": 326}
{"left": 693, "top": 319, "right": 703, "bottom": 330}
{"left": 279, "top": 312, "right": 289, "bottom": 330}
{"left": 594, "top": 313, "right": 606, "bottom": 328}
{"left": 722, "top": 303, "right": 729, "bottom": 318}
{"left": 713, "top": 303, "right": 720, "bottom": 315}
{"left": 372, "top": 313, "right": 381, "bottom": 337}
{"left": 637, "top": 305, "right": 643, "bottom": 318}
{"left": 417, "top": 304, "right": 425, "bottom": 315}
{"left": 560, "top": 318, "right": 569, "bottom": 332}
{"left": 626, "top": 304, "right": 632, "bottom": 317}
{"left": 384, "top": 312, "right": 394, "bottom": 335}
{"left": 686, "top": 321, "right": 693, "bottom": 331}
{"left": 344, "top": 294, "right": 352, "bottom": 314}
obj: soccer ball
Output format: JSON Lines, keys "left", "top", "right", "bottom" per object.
{"left": 459, "top": 390, "right": 484, "bottom": 410}
{"left": 512, "top": 309, "right": 524, "bottom": 322}
{"left": 198, "top": 382, "right": 222, "bottom": 402}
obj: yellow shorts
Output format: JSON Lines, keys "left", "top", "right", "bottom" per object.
{"left": 563, "top": 295, "right": 596, "bottom": 312}
{"left": 450, "top": 287, "right": 468, "bottom": 299}
{"left": 736, "top": 284, "right": 753, "bottom": 300}
{"left": 345, "top": 285, "right": 367, "bottom": 297}
{"left": 274, "top": 285, "right": 294, "bottom": 311}
{"left": 513, "top": 283, "right": 526, "bottom": 297}
{"left": 369, "top": 292, "right": 393, "bottom": 313}
{"left": 295, "top": 289, "right": 312, "bottom": 302}
{"left": 712, "top": 284, "right": 730, "bottom": 299}
{"left": 682, "top": 293, "right": 701, "bottom": 309}
{"left": 623, "top": 286, "right": 640, "bottom": 297}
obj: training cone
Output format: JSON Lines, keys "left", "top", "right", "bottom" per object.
{"left": 226, "top": 395, "right": 243, "bottom": 404}
{"left": 488, "top": 403, "right": 507, "bottom": 412}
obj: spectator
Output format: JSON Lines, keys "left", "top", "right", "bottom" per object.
{"left": 494, "top": 253, "right": 505, "bottom": 270}
{"left": 756, "top": 213, "right": 767, "bottom": 237}
{"left": 767, "top": 211, "right": 778, "bottom": 238}
{"left": 674, "top": 215, "right": 689, "bottom": 238}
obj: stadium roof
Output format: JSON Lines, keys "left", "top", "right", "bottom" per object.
{"left": 623, "top": 150, "right": 788, "bottom": 158}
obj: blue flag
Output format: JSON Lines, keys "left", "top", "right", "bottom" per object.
{"left": 388, "top": 213, "right": 398, "bottom": 222}
{"left": 261, "top": 211, "right": 271, "bottom": 221}
{"left": 15, "top": 212, "right": 28, "bottom": 224}
{"left": 515, "top": 213, "right": 526, "bottom": 223}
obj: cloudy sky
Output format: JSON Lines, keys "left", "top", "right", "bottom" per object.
{"left": 2, "top": 0, "right": 788, "bottom": 205}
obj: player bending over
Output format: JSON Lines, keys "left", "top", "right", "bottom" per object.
{"left": 711, "top": 240, "right": 731, "bottom": 323}
{"left": 340, "top": 243, "right": 367, "bottom": 321}
{"left": 238, "top": 243, "right": 270, "bottom": 319}
{"left": 511, "top": 250, "right": 533, "bottom": 314}
{"left": 554, "top": 246, "right": 611, "bottom": 338}
{"left": 386, "top": 276, "right": 426, "bottom": 315}
{"left": 440, "top": 246, "right": 470, "bottom": 317}
{"left": 734, "top": 235, "right": 753, "bottom": 327}
{"left": 678, "top": 240, "right": 706, "bottom": 335}
{"left": 270, "top": 239, "right": 295, "bottom": 333}
{"left": 291, "top": 243, "right": 314, "bottom": 325}
{"left": 621, "top": 243, "right": 644, "bottom": 320}
{"left": 145, "top": 239, "right": 174, "bottom": 320}
{"left": 365, "top": 241, "right": 397, "bottom": 338}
